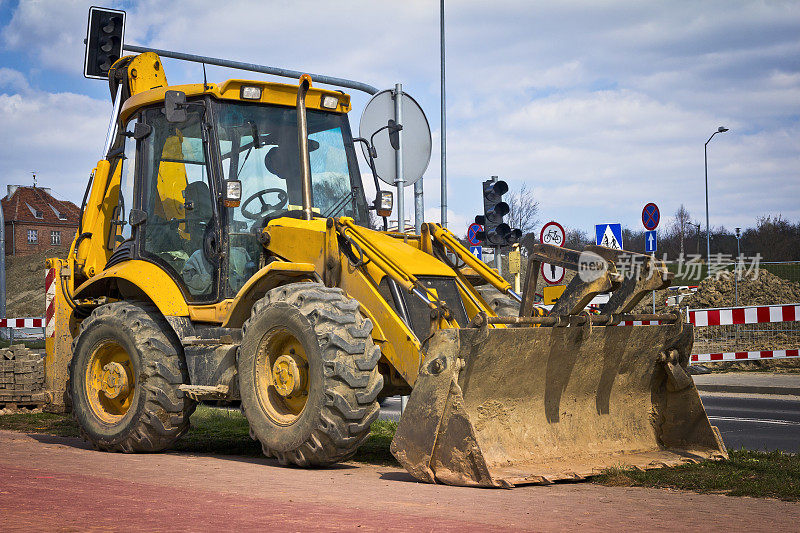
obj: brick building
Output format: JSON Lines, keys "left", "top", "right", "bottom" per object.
{"left": 2, "top": 185, "right": 79, "bottom": 256}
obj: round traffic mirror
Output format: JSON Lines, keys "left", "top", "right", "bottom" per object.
{"left": 359, "top": 89, "right": 432, "bottom": 187}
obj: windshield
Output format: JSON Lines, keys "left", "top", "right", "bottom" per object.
{"left": 213, "top": 100, "right": 368, "bottom": 296}
{"left": 213, "top": 100, "right": 368, "bottom": 227}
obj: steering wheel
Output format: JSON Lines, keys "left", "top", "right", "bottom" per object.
{"left": 241, "top": 188, "right": 289, "bottom": 220}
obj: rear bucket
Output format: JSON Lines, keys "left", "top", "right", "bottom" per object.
{"left": 390, "top": 320, "right": 727, "bottom": 488}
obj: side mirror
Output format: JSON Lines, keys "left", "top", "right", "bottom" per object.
{"left": 373, "top": 190, "right": 393, "bottom": 218}
{"left": 223, "top": 179, "right": 242, "bottom": 208}
{"left": 165, "top": 90, "right": 187, "bottom": 123}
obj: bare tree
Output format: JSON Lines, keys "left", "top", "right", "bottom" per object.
{"left": 671, "top": 204, "right": 692, "bottom": 257}
{"left": 564, "top": 228, "right": 591, "bottom": 250}
{"left": 506, "top": 183, "right": 539, "bottom": 236}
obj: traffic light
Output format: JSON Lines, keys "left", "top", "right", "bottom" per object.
{"left": 475, "top": 178, "right": 521, "bottom": 246}
{"left": 84, "top": 7, "right": 126, "bottom": 80}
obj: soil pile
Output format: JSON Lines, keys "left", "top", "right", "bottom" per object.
{"left": 3, "top": 246, "right": 69, "bottom": 317}
{"left": 682, "top": 270, "right": 800, "bottom": 309}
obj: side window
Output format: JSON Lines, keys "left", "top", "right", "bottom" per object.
{"left": 141, "top": 105, "right": 216, "bottom": 301}
{"left": 118, "top": 118, "right": 137, "bottom": 244}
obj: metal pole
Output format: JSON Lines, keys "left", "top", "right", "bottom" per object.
{"left": 394, "top": 84, "right": 405, "bottom": 232}
{"left": 440, "top": 0, "right": 448, "bottom": 227}
{"left": 704, "top": 127, "right": 728, "bottom": 271}
{"left": 704, "top": 139, "right": 711, "bottom": 268}
{"left": 414, "top": 180, "right": 423, "bottom": 233}
{"left": 296, "top": 77, "right": 313, "bottom": 221}
{"left": 735, "top": 230, "right": 741, "bottom": 306}
{"left": 122, "top": 44, "right": 379, "bottom": 95}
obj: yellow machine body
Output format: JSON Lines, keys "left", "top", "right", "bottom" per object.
{"left": 46, "top": 52, "right": 725, "bottom": 487}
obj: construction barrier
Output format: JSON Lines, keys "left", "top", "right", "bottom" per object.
{"left": 689, "top": 303, "right": 800, "bottom": 363}
{"left": 1, "top": 318, "right": 45, "bottom": 342}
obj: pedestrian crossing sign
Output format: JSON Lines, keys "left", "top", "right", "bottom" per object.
{"left": 595, "top": 223, "right": 623, "bottom": 250}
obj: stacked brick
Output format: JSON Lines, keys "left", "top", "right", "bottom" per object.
{"left": 0, "top": 345, "right": 46, "bottom": 407}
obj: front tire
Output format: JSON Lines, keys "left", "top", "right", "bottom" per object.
{"left": 69, "top": 302, "right": 195, "bottom": 452}
{"left": 238, "top": 282, "right": 383, "bottom": 466}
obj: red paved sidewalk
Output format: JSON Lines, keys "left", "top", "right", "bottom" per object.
{"left": 0, "top": 430, "right": 798, "bottom": 532}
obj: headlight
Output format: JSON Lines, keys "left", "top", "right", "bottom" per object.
{"left": 240, "top": 86, "right": 262, "bottom": 100}
{"left": 375, "top": 191, "right": 393, "bottom": 217}
{"left": 320, "top": 95, "right": 339, "bottom": 109}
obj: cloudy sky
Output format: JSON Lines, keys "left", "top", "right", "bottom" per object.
{"left": 1, "top": 0, "right": 798, "bottom": 240}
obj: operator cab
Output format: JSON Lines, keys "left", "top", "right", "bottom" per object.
{"left": 111, "top": 80, "right": 372, "bottom": 303}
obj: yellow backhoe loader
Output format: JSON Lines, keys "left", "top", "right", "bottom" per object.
{"left": 44, "top": 39, "right": 725, "bottom": 487}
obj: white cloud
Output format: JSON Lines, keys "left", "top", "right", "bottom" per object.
{"left": 0, "top": 0, "right": 797, "bottom": 238}
{"left": 0, "top": 76, "right": 108, "bottom": 200}
{"left": 0, "top": 67, "right": 29, "bottom": 92}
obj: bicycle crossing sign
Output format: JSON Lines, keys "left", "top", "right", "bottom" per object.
{"left": 540, "top": 221, "right": 565, "bottom": 247}
{"left": 595, "top": 223, "right": 623, "bottom": 249}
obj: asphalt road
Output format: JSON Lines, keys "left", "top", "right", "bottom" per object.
{"left": 380, "top": 394, "right": 800, "bottom": 453}
{"left": 703, "top": 394, "right": 800, "bottom": 453}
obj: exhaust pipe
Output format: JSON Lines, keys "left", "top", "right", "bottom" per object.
{"left": 296, "top": 75, "right": 313, "bottom": 221}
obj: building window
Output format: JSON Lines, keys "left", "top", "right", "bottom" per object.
{"left": 51, "top": 231, "right": 61, "bottom": 245}
{"left": 27, "top": 229, "right": 38, "bottom": 244}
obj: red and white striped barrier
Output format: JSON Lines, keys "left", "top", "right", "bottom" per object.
{"left": 688, "top": 302, "right": 800, "bottom": 363}
{"left": 45, "top": 267, "right": 56, "bottom": 338}
{"left": 0, "top": 318, "right": 43, "bottom": 328}
{"left": 689, "top": 304, "right": 800, "bottom": 327}
{"left": 692, "top": 349, "right": 799, "bottom": 363}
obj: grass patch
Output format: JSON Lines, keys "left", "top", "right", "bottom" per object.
{"left": 0, "top": 339, "right": 45, "bottom": 350}
{"left": 0, "top": 411, "right": 80, "bottom": 438}
{"left": 595, "top": 449, "right": 800, "bottom": 501}
{"left": 0, "top": 405, "right": 398, "bottom": 465}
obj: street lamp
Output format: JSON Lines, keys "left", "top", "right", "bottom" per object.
{"left": 704, "top": 126, "right": 729, "bottom": 268}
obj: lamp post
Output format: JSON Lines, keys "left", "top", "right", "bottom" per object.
{"left": 704, "top": 126, "right": 729, "bottom": 269}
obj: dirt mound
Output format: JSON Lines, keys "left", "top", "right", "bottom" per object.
{"left": 4, "top": 246, "right": 70, "bottom": 317}
{"left": 682, "top": 270, "right": 800, "bottom": 309}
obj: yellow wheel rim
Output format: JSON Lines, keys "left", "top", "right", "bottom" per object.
{"left": 85, "top": 340, "right": 135, "bottom": 424}
{"left": 255, "top": 328, "right": 309, "bottom": 425}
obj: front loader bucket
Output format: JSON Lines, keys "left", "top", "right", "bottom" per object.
{"left": 391, "top": 318, "right": 727, "bottom": 488}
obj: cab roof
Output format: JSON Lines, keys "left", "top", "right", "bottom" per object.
{"left": 120, "top": 78, "right": 352, "bottom": 122}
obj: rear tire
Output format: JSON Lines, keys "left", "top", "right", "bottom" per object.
{"left": 69, "top": 302, "right": 195, "bottom": 452}
{"left": 238, "top": 282, "right": 382, "bottom": 466}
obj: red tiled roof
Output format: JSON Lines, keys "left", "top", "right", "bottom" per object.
{"left": 1, "top": 186, "right": 79, "bottom": 226}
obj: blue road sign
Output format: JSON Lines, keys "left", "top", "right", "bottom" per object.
{"left": 595, "top": 223, "right": 623, "bottom": 249}
{"left": 645, "top": 230, "right": 657, "bottom": 253}
{"left": 469, "top": 245, "right": 482, "bottom": 260}
{"left": 467, "top": 223, "right": 483, "bottom": 245}
{"left": 642, "top": 203, "right": 660, "bottom": 231}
